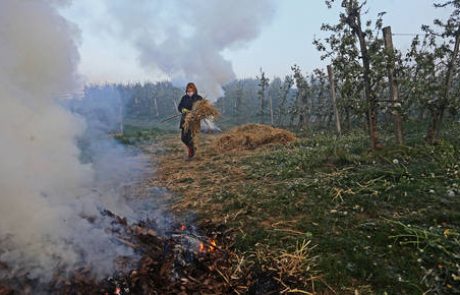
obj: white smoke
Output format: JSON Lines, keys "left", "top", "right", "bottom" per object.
{"left": 0, "top": 0, "right": 143, "bottom": 282}
{"left": 71, "top": 0, "right": 276, "bottom": 99}
{"left": 0, "top": 0, "right": 276, "bottom": 284}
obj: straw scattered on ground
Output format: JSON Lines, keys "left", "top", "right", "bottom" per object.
{"left": 147, "top": 130, "right": 320, "bottom": 294}
{"left": 214, "top": 124, "right": 296, "bottom": 152}
{"left": 149, "top": 125, "right": 296, "bottom": 212}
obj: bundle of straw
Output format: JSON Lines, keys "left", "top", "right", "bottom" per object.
{"left": 183, "top": 99, "right": 220, "bottom": 146}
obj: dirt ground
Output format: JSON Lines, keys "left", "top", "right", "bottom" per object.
{"left": 149, "top": 133, "right": 268, "bottom": 221}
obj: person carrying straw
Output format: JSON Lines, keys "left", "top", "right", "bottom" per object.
{"left": 178, "top": 82, "right": 202, "bottom": 159}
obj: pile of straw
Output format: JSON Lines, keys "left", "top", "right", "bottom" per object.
{"left": 214, "top": 124, "right": 296, "bottom": 152}
{"left": 183, "top": 99, "right": 220, "bottom": 146}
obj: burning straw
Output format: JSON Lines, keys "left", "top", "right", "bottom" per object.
{"left": 214, "top": 124, "right": 296, "bottom": 152}
{"left": 183, "top": 99, "right": 220, "bottom": 147}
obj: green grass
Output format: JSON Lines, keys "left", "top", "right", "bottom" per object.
{"left": 114, "top": 125, "right": 171, "bottom": 145}
{"left": 207, "top": 122, "right": 460, "bottom": 294}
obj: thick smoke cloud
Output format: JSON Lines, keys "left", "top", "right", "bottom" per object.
{"left": 101, "top": 0, "right": 275, "bottom": 99}
{"left": 0, "top": 0, "right": 275, "bottom": 284}
{"left": 0, "top": 0, "right": 145, "bottom": 282}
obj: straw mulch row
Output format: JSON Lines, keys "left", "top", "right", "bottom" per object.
{"left": 214, "top": 124, "right": 296, "bottom": 152}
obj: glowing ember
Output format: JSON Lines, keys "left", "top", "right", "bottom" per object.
{"left": 199, "top": 242, "right": 206, "bottom": 253}
{"left": 198, "top": 240, "right": 218, "bottom": 253}
{"left": 209, "top": 240, "right": 217, "bottom": 252}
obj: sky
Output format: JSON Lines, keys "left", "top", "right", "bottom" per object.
{"left": 62, "top": 0, "right": 452, "bottom": 85}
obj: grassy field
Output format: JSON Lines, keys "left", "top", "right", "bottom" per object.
{"left": 139, "top": 122, "right": 460, "bottom": 294}
{"left": 113, "top": 125, "right": 170, "bottom": 145}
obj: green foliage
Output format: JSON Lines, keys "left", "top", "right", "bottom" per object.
{"left": 316, "top": 0, "right": 460, "bottom": 145}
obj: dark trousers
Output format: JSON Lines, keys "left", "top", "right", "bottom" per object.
{"left": 181, "top": 128, "right": 193, "bottom": 148}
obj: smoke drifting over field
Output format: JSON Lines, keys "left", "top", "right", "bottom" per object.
{"left": 0, "top": 0, "right": 275, "bottom": 284}
{"left": 0, "top": 0, "right": 147, "bottom": 282}
{"left": 73, "top": 0, "right": 276, "bottom": 99}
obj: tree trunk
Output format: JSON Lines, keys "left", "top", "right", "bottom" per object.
{"left": 298, "top": 114, "right": 305, "bottom": 129}
{"left": 269, "top": 95, "right": 274, "bottom": 126}
{"left": 153, "top": 97, "right": 160, "bottom": 118}
{"left": 383, "top": 26, "right": 404, "bottom": 144}
{"left": 345, "top": 2, "right": 380, "bottom": 149}
{"left": 327, "top": 65, "right": 342, "bottom": 135}
{"left": 259, "top": 96, "right": 264, "bottom": 124}
{"left": 426, "top": 29, "right": 460, "bottom": 144}
{"left": 346, "top": 108, "right": 352, "bottom": 130}
{"left": 356, "top": 19, "right": 379, "bottom": 149}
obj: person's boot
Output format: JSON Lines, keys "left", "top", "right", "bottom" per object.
{"left": 185, "top": 146, "right": 195, "bottom": 160}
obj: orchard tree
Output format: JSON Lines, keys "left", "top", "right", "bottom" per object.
{"left": 314, "top": 22, "right": 362, "bottom": 130}
{"left": 421, "top": 0, "right": 460, "bottom": 143}
{"left": 234, "top": 81, "right": 244, "bottom": 118}
{"left": 257, "top": 69, "right": 270, "bottom": 124}
{"left": 291, "top": 65, "right": 310, "bottom": 129}
{"left": 402, "top": 36, "right": 441, "bottom": 123}
{"left": 267, "top": 77, "right": 283, "bottom": 126}
{"left": 318, "top": 0, "right": 387, "bottom": 149}
{"left": 276, "top": 75, "right": 294, "bottom": 126}
{"left": 309, "top": 69, "right": 331, "bottom": 127}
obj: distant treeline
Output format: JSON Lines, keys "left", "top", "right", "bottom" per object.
{"left": 68, "top": 77, "right": 313, "bottom": 131}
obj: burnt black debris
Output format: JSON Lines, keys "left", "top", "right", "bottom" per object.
{"left": 0, "top": 209, "right": 287, "bottom": 295}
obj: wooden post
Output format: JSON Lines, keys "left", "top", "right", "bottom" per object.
{"left": 383, "top": 26, "right": 404, "bottom": 144}
{"left": 327, "top": 65, "right": 341, "bottom": 135}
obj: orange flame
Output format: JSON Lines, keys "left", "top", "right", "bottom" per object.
{"left": 209, "top": 240, "right": 217, "bottom": 252}
{"left": 198, "top": 240, "right": 218, "bottom": 253}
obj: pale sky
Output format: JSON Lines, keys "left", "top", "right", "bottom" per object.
{"left": 62, "top": 0, "right": 451, "bottom": 84}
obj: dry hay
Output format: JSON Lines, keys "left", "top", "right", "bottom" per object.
{"left": 214, "top": 124, "right": 296, "bottom": 152}
{"left": 183, "top": 99, "right": 220, "bottom": 147}
{"left": 183, "top": 99, "right": 220, "bottom": 136}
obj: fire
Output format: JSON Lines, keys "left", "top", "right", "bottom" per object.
{"left": 209, "top": 239, "right": 217, "bottom": 252}
{"left": 199, "top": 242, "right": 206, "bottom": 253}
{"left": 198, "top": 239, "right": 218, "bottom": 253}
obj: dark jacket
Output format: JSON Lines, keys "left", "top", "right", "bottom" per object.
{"left": 178, "top": 94, "right": 203, "bottom": 129}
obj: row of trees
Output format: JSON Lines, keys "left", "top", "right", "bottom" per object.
{"left": 313, "top": 0, "right": 460, "bottom": 147}
{"left": 69, "top": 82, "right": 184, "bottom": 132}
{"left": 71, "top": 0, "right": 459, "bottom": 149}
{"left": 217, "top": 0, "right": 460, "bottom": 149}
